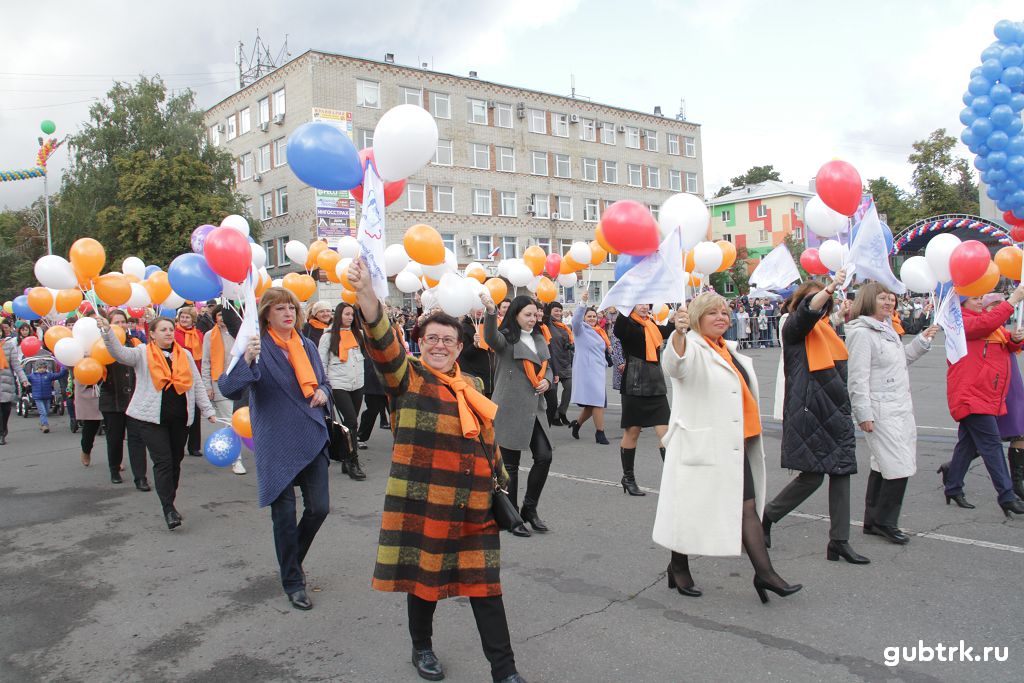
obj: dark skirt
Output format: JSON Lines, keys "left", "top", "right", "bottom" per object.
{"left": 620, "top": 394, "right": 669, "bottom": 428}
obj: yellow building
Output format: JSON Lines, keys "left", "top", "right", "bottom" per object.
{"left": 706, "top": 180, "right": 813, "bottom": 260}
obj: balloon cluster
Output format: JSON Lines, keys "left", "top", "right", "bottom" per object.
{"left": 900, "top": 233, "right": 1015, "bottom": 297}
{"left": 203, "top": 406, "right": 253, "bottom": 468}
{"left": 797, "top": 159, "right": 867, "bottom": 275}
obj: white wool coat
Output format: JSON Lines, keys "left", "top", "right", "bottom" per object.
{"left": 653, "top": 330, "right": 766, "bottom": 557}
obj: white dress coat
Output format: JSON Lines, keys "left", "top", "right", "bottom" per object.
{"left": 653, "top": 330, "right": 767, "bottom": 557}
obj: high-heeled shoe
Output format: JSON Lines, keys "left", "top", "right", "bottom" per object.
{"left": 595, "top": 430, "right": 609, "bottom": 445}
{"left": 936, "top": 462, "right": 950, "bottom": 486}
{"left": 945, "top": 493, "right": 975, "bottom": 509}
{"left": 761, "top": 517, "right": 773, "bottom": 549}
{"left": 1000, "top": 498, "right": 1024, "bottom": 517}
{"left": 666, "top": 564, "right": 702, "bottom": 597}
{"left": 753, "top": 575, "right": 802, "bottom": 603}
{"left": 826, "top": 540, "right": 870, "bottom": 564}
{"left": 570, "top": 420, "right": 580, "bottom": 440}
{"left": 520, "top": 505, "right": 548, "bottom": 533}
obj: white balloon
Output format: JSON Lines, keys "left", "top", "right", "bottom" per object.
{"left": 569, "top": 241, "right": 592, "bottom": 265}
{"left": 395, "top": 270, "right": 423, "bottom": 293}
{"left": 556, "top": 272, "right": 578, "bottom": 288}
{"left": 692, "top": 241, "right": 723, "bottom": 274}
{"left": 384, "top": 244, "right": 410, "bottom": 277}
{"left": 925, "top": 232, "right": 962, "bottom": 282}
{"left": 72, "top": 317, "right": 102, "bottom": 351}
{"left": 899, "top": 256, "right": 938, "bottom": 293}
{"left": 437, "top": 274, "right": 476, "bottom": 317}
{"left": 221, "top": 278, "right": 244, "bottom": 300}
{"left": 420, "top": 288, "right": 438, "bottom": 311}
{"left": 285, "top": 240, "right": 309, "bottom": 265}
{"left": 53, "top": 337, "right": 85, "bottom": 367}
{"left": 121, "top": 256, "right": 146, "bottom": 281}
{"left": 250, "top": 244, "right": 267, "bottom": 270}
{"left": 34, "top": 255, "right": 78, "bottom": 290}
{"left": 507, "top": 262, "right": 534, "bottom": 287}
{"left": 526, "top": 275, "right": 542, "bottom": 293}
{"left": 163, "top": 291, "right": 185, "bottom": 309}
{"left": 338, "top": 235, "right": 361, "bottom": 259}
{"left": 334, "top": 257, "right": 353, "bottom": 282}
{"left": 372, "top": 104, "right": 440, "bottom": 181}
{"left": 659, "top": 193, "right": 710, "bottom": 248}
{"left": 496, "top": 259, "right": 512, "bottom": 278}
{"left": 221, "top": 214, "right": 251, "bottom": 237}
{"left": 805, "top": 196, "right": 848, "bottom": 238}
{"left": 270, "top": 279, "right": 283, "bottom": 289}
{"left": 819, "top": 239, "right": 845, "bottom": 272}
{"left": 422, "top": 248, "right": 457, "bottom": 279}
{"left": 405, "top": 261, "right": 423, "bottom": 278}
{"left": 127, "top": 283, "right": 151, "bottom": 308}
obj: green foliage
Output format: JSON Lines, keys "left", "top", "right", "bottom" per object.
{"left": 0, "top": 203, "right": 48, "bottom": 301}
{"left": 784, "top": 233, "right": 808, "bottom": 280}
{"left": 710, "top": 245, "right": 751, "bottom": 296}
{"left": 908, "top": 128, "right": 979, "bottom": 218}
{"left": 715, "top": 165, "right": 782, "bottom": 197}
{"left": 866, "top": 177, "right": 917, "bottom": 231}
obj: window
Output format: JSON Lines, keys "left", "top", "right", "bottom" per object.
{"left": 756, "top": 204, "right": 768, "bottom": 218}
{"left": 721, "top": 211, "right": 732, "bottom": 223}
{"left": 582, "top": 157, "right": 597, "bottom": 182}
{"left": 227, "top": 116, "right": 237, "bottom": 140}
{"left": 627, "top": 163, "right": 642, "bottom": 187}
{"left": 272, "top": 89, "right": 286, "bottom": 117}
{"left": 601, "top": 122, "right": 616, "bottom": 145}
{"left": 580, "top": 118, "right": 596, "bottom": 142}
{"left": 357, "top": 79, "right": 380, "bottom": 108}
{"left": 406, "top": 183, "right": 426, "bottom": 211}
{"left": 502, "top": 235, "right": 518, "bottom": 258}
{"left": 625, "top": 126, "right": 640, "bottom": 149}
{"left": 554, "top": 154, "right": 570, "bottom": 178}
{"left": 667, "top": 134, "right": 680, "bottom": 155}
{"left": 528, "top": 108, "right": 546, "bottom": 133}
{"left": 584, "top": 198, "right": 600, "bottom": 222}
{"left": 537, "top": 237, "right": 552, "bottom": 254}
{"left": 276, "top": 236, "right": 291, "bottom": 265}
{"left": 471, "top": 143, "right": 490, "bottom": 169}
{"left": 273, "top": 137, "right": 287, "bottom": 167}
{"left": 257, "top": 144, "right": 271, "bottom": 173}
{"left": 723, "top": 280, "right": 736, "bottom": 295}
{"left": 433, "top": 139, "right": 453, "bottom": 166}
{"left": 240, "top": 153, "right": 253, "bottom": 180}
{"left": 441, "top": 233, "right": 456, "bottom": 253}
{"left": 603, "top": 160, "right": 618, "bottom": 184}
{"left": 722, "top": 232, "right": 733, "bottom": 242}
{"left": 556, "top": 196, "right": 572, "bottom": 220}
{"left": 475, "top": 235, "right": 493, "bottom": 260}
{"left": 401, "top": 86, "right": 422, "bottom": 106}
{"left": 429, "top": 92, "right": 451, "bottom": 119}
{"left": 262, "top": 240, "right": 275, "bottom": 267}
{"left": 669, "top": 169, "right": 682, "bottom": 191}
{"left": 532, "top": 194, "right": 550, "bottom": 218}
{"left": 559, "top": 238, "right": 573, "bottom": 256}
{"left": 495, "top": 103, "right": 513, "bottom": 128}
{"left": 496, "top": 146, "right": 515, "bottom": 172}
{"left": 275, "top": 187, "right": 288, "bottom": 216}
{"left": 356, "top": 128, "right": 374, "bottom": 150}
{"left": 647, "top": 166, "right": 661, "bottom": 189}
{"left": 686, "top": 172, "right": 698, "bottom": 193}
{"left": 648, "top": 204, "right": 660, "bottom": 221}
{"left": 684, "top": 136, "right": 696, "bottom": 157}
{"left": 434, "top": 186, "right": 454, "bottom": 213}
{"left": 758, "top": 229, "right": 769, "bottom": 242}
{"left": 239, "top": 107, "right": 251, "bottom": 134}
{"left": 531, "top": 151, "right": 548, "bottom": 176}
{"left": 209, "top": 125, "right": 220, "bottom": 146}
{"left": 473, "top": 189, "right": 492, "bottom": 215}
{"left": 258, "top": 97, "right": 270, "bottom": 124}
{"left": 552, "top": 113, "right": 569, "bottom": 137}
{"left": 259, "top": 191, "right": 273, "bottom": 220}
{"left": 499, "top": 191, "right": 517, "bottom": 217}
{"left": 467, "top": 98, "right": 488, "bottom": 125}
{"left": 643, "top": 129, "right": 658, "bottom": 151}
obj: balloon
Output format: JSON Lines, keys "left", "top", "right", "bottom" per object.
{"left": 287, "top": 121, "right": 363, "bottom": 190}
{"left": 954, "top": 261, "right": 1000, "bottom": 296}
{"left": 384, "top": 244, "right": 410, "bottom": 277}
{"left": 126, "top": 283, "right": 151, "bottom": 308}
{"left": 949, "top": 240, "right": 994, "bottom": 287}
{"left": 506, "top": 261, "right": 534, "bottom": 287}
{"left": 144, "top": 271, "right": 172, "bottom": 305}
{"left": 601, "top": 200, "right": 660, "bottom": 256}
{"left": 240, "top": 435, "right": 255, "bottom": 451}
{"left": 818, "top": 239, "right": 845, "bottom": 272}
{"left": 20, "top": 336, "right": 41, "bottom": 357}
{"left": 404, "top": 224, "right": 445, "bottom": 265}
{"left": 395, "top": 269, "right": 423, "bottom": 293}
{"left": 523, "top": 245, "right": 546, "bottom": 276}
{"left": 899, "top": 256, "right": 938, "bottom": 293}
{"left": 121, "top": 257, "right": 146, "bottom": 281}
{"left": 250, "top": 243, "right": 267, "bottom": 270}
{"left": 2, "top": 301, "right": 11, "bottom": 314}
{"left": 34, "top": 254, "right": 78, "bottom": 290}
{"left": 163, "top": 290, "right": 185, "bottom": 309}
{"left": 26, "top": 287, "right": 53, "bottom": 317}
{"left": 799, "top": 248, "right": 830, "bottom": 276}
{"left": 995, "top": 245, "right": 1023, "bottom": 280}
{"left": 716, "top": 241, "right": 737, "bottom": 272}
{"left": 536, "top": 276, "right": 557, "bottom": 303}
{"left": 69, "top": 238, "right": 106, "bottom": 279}
{"left": 1004, "top": 209, "right": 1024, "bottom": 227}
{"left": 220, "top": 214, "right": 251, "bottom": 237}
{"left": 204, "top": 428, "right": 242, "bottom": 468}
{"left": 334, "top": 235, "right": 359, "bottom": 260}
{"left": 232, "top": 407, "right": 253, "bottom": 438}
{"left": 282, "top": 273, "right": 317, "bottom": 301}
{"left": 556, "top": 272, "right": 578, "bottom": 288}
{"left": 284, "top": 240, "right": 309, "bottom": 265}
{"left": 55, "top": 289, "right": 83, "bottom": 314}
{"left": 421, "top": 248, "right": 457, "bottom": 280}
{"left": 191, "top": 224, "right": 216, "bottom": 254}
{"left": 569, "top": 241, "right": 592, "bottom": 266}
{"left": 41, "top": 120, "right": 56, "bottom": 135}
{"left": 594, "top": 224, "right": 620, "bottom": 255}
{"left": 815, "top": 160, "right": 863, "bottom": 216}
{"left": 614, "top": 254, "right": 642, "bottom": 280}
{"left": 127, "top": 307, "right": 146, "bottom": 319}
{"left": 204, "top": 226, "right": 252, "bottom": 283}
{"left": 317, "top": 248, "right": 342, "bottom": 277}
{"left": 372, "top": 104, "right": 440, "bottom": 181}
{"left": 90, "top": 339, "right": 116, "bottom": 365}
{"left": 168, "top": 253, "right": 222, "bottom": 301}
{"left": 12, "top": 295, "right": 39, "bottom": 321}
{"left": 659, "top": 193, "right": 710, "bottom": 249}
{"left": 437, "top": 275, "right": 476, "bottom": 317}
{"left": 465, "top": 263, "right": 487, "bottom": 284}
{"left": 561, "top": 255, "right": 582, "bottom": 274}
{"left": 53, "top": 337, "right": 85, "bottom": 367}
{"left": 544, "top": 253, "right": 562, "bottom": 279}
{"left": 144, "top": 265, "right": 162, "bottom": 279}
{"left": 692, "top": 241, "right": 723, "bottom": 275}
{"left": 805, "top": 195, "right": 849, "bottom": 238}
{"left": 72, "top": 316, "right": 102, "bottom": 349}
{"left": 589, "top": 241, "right": 608, "bottom": 266}
{"left": 44, "top": 326, "right": 72, "bottom": 351}
{"left": 653, "top": 304, "right": 670, "bottom": 323}
{"left": 78, "top": 300, "right": 94, "bottom": 315}
{"left": 305, "top": 240, "right": 328, "bottom": 271}
{"left": 110, "top": 324, "right": 127, "bottom": 345}
{"left": 350, "top": 148, "right": 407, "bottom": 205}
{"left": 94, "top": 274, "right": 132, "bottom": 306}
{"left": 484, "top": 278, "right": 508, "bottom": 303}
{"left": 925, "top": 232, "right": 962, "bottom": 282}
{"left": 526, "top": 275, "right": 541, "bottom": 293}
{"left": 74, "top": 358, "right": 104, "bottom": 385}
{"left": 338, "top": 289, "right": 355, "bottom": 304}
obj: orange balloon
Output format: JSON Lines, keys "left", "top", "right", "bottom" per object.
{"left": 111, "top": 325, "right": 127, "bottom": 345}
{"left": 255, "top": 272, "right": 271, "bottom": 298}
{"left": 144, "top": 271, "right": 172, "bottom": 305}
{"left": 282, "top": 273, "right": 317, "bottom": 301}
{"left": 716, "top": 241, "right": 737, "bottom": 272}
{"left": 124, "top": 274, "right": 140, "bottom": 284}
{"left": 339, "top": 263, "right": 356, "bottom": 291}
{"left": 232, "top": 407, "right": 253, "bottom": 438}
{"left": 654, "top": 304, "right": 670, "bottom": 322}
{"left": 91, "top": 339, "right": 116, "bottom": 365}
{"left": 995, "top": 246, "right": 1023, "bottom": 281}
{"left": 561, "top": 256, "right": 581, "bottom": 274}
{"left": 55, "top": 288, "right": 83, "bottom": 314}
{"left": 423, "top": 275, "right": 440, "bottom": 289}
{"left": 69, "top": 238, "right": 106, "bottom": 279}
{"left": 317, "top": 248, "right": 341, "bottom": 274}
{"left": 341, "top": 289, "right": 357, "bottom": 304}
{"left": 688, "top": 273, "right": 702, "bottom": 287}
{"left": 484, "top": 278, "right": 508, "bottom": 303}
{"left": 27, "top": 287, "right": 53, "bottom": 316}
{"left": 684, "top": 251, "right": 696, "bottom": 272}
{"left": 44, "top": 326, "right": 73, "bottom": 351}
{"left": 466, "top": 265, "right": 487, "bottom": 283}
{"left": 594, "top": 224, "right": 621, "bottom": 256}
{"left": 523, "top": 245, "right": 546, "bottom": 276}
{"left": 954, "top": 261, "right": 1000, "bottom": 296}
{"left": 305, "top": 240, "right": 329, "bottom": 270}
{"left": 536, "top": 276, "right": 557, "bottom": 303}
{"left": 403, "top": 224, "right": 445, "bottom": 265}
{"left": 94, "top": 273, "right": 131, "bottom": 306}
{"left": 589, "top": 241, "right": 608, "bottom": 266}
{"left": 74, "top": 357, "right": 104, "bottom": 385}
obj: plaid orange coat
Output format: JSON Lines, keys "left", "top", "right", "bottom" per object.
{"left": 363, "top": 313, "right": 509, "bottom": 601}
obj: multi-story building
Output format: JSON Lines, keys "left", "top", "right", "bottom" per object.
{"left": 706, "top": 180, "right": 813, "bottom": 260}
{"left": 203, "top": 50, "right": 704, "bottom": 303}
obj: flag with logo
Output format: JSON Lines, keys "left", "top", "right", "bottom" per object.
{"left": 934, "top": 289, "right": 967, "bottom": 364}
{"left": 357, "top": 160, "right": 389, "bottom": 300}
{"left": 748, "top": 242, "right": 800, "bottom": 290}
{"left": 847, "top": 200, "right": 905, "bottom": 294}
{"left": 598, "top": 228, "right": 685, "bottom": 312}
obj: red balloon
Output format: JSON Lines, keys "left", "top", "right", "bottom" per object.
{"left": 350, "top": 148, "right": 407, "bottom": 206}
{"left": 949, "top": 240, "right": 992, "bottom": 287}
{"left": 799, "top": 247, "right": 830, "bottom": 275}
{"left": 127, "top": 306, "right": 146, "bottom": 318}
{"left": 20, "top": 336, "right": 41, "bottom": 357}
{"left": 545, "top": 253, "right": 562, "bottom": 279}
{"left": 203, "top": 226, "right": 252, "bottom": 283}
{"left": 600, "top": 200, "right": 660, "bottom": 256}
{"left": 78, "top": 301, "right": 94, "bottom": 314}
{"left": 816, "top": 160, "right": 863, "bottom": 216}
{"left": 1012, "top": 225, "right": 1024, "bottom": 242}
{"left": 1004, "top": 210, "right": 1024, "bottom": 228}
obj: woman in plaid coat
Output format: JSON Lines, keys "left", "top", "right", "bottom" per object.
{"left": 349, "top": 259, "right": 527, "bottom": 683}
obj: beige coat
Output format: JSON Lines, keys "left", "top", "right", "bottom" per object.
{"left": 653, "top": 330, "right": 766, "bottom": 557}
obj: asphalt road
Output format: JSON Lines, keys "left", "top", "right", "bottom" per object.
{"left": 2, "top": 344, "right": 1023, "bottom": 683}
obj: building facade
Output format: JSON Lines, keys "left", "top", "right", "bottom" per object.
{"left": 706, "top": 180, "right": 813, "bottom": 259}
{"left": 203, "top": 50, "right": 704, "bottom": 304}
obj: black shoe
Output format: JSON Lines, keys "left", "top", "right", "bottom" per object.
{"left": 357, "top": 440, "right": 368, "bottom": 450}
{"left": 558, "top": 413, "right": 570, "bottom": 426}
{"left": 287, "top": 589, "right": 313, "bottom": 611}
{"left": 761, "top": 516, "right": 773, "bottom": 549}
{"left": 110, "top": 472, "right": 123, "bottom": 484}
{"left": 1008, "top": 448, "right": 1024, "bottom": 500}
{"left": 346, "top": 456, "right": 367, "bottom": 480}
{"left": 570, "top": 420, "right": 580, "bottom": 439}
{"left": 945, "top": 493, "right": 975, "bottom": 509}
{"left": 1000, "top": 498, "right": 1024, "bottom": 517}
{"left": 135, "top": 478, "right": 151, "bottom": 492}
{"left": 164, "top": 509, "right": 182, "bottom": 530}
{"left": 666, "top": 564, "right": 702, "bottom": 597}
{"left": 595, "top": 430, "right": 609, "bottom": 445}
{"left": 826, "top": 540, "right": 870, "bottom": 564}
{"left": 753, "top": 575, "right": 803, "bottom": 603}
{"left": 496, "top": 673, "right": 528, "bottom": 683}
{"left": 188, "top": 451, "right": 203, "bottom": 457}
{"left": 520, "top": 506, "right": 548, "bottom": 533}
{"left": 411, "top": 648, "right": 445, "bottom": 681}
{"left": 864, "top": 524, "right": 910, "bottom": 545}
{"left": 0, "top": 434, "right": 6, "bottom": 445}
{"left": 621, "top": 473, "right": 645, "bottom": 496}
{"left": 380, "top": 420, "right": 390, "bottom": 429}
{"left": 936, "top": 462, "right": 950, "bottom": 486}
{"left": 509, "top": 523, "right": 532, "bottom": 537}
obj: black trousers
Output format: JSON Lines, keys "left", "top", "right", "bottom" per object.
{"left": 0, "top": 401, "right": 11, "bottom": 436}
{"left": 103, "top": 410, "right": 148, "bottom": 480}
{"left": 863, "top": 470, "right": 908, "bottom": 528}
{"left": 499, "top": 419, "right": 552, "bottom": 511}
{"left": 270, "top": 451, "right": 330, "bottom": 594}
{"left": 133, "top": 417, "right": 189, "bottom": 513}
{"left": 80, "top": 419, "right": 102, "bottom": 455}
{"left": 357, "top": 394, "right": 389, "bottom": 442}
{"left": 764, "top": 472, "right": 851, "bottom": 541}
{"left": 332, "top": 388, "right": 363, "bottom": 438}
{"left": 544, "top": 378, "right": 573, "bottom": 423}
{"left": 407, "top": 593, "right": 517, "bottom": 682}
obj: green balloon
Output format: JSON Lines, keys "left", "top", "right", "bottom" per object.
{"left": 40, "top": 120, "right": 56, "bottom": 135}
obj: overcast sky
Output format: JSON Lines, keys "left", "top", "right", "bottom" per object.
{"left": 1, "top": 0, "right": 1020, "bottom": 211}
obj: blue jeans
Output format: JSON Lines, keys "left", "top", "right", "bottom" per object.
{"left": 270, "top": 450, "right": 330, "bottom": 594}
{"left": 946, "top": 413, "right": 1017, "bottom": 504}
{"left": 35, "top": 399, "right": 50, "bottom": 426}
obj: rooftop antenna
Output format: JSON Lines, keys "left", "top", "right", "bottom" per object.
{"left": 571, "top": 74, "right": 576, "bottom": 99}
{"left": 676, "top": 98, "right": 687, "bottom": 121}
{"left": 238, "top": 31, "right": 289, "bottom": 89}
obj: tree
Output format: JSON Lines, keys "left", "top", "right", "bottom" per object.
{"left": 715, "top": 165, "right": 782, "bottom": 197}
{"left": 866, "top": 177, "right": 918, "bottom": 231}
{"left": 709, "top": 245, "right": 751, "bottom": 296}
{"left": 0, "top": 204, "right": 47, "bottom": 301}
{"left": 907, "top": 128, "right": 979, "bottom": 218}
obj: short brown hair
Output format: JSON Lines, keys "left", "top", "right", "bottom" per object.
{"left": 851, "top": 282, "right": 893, "bottom": 319}
{"left": 258, "top": 287, "right": 305, "bottom": 335}
{"left": 419, "top": 310, "right": 462, "bottom": 340}
{"left": 148, "top": 316, "right": 175, "bottom": 333}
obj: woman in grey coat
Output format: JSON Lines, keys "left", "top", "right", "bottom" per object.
{"left": 484, "top": 294, "right": 554, "bottom": 538}
{"left": 0, "top": 335, "right": 28, "bottom": 445}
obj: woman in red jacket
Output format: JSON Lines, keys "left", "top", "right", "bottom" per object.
{"left": 944, "top": 285, "right": 1024, "bottom": 516}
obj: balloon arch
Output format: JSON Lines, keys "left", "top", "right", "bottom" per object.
{"left": 891, "top": 213, "right": 1013, "bottom": 255}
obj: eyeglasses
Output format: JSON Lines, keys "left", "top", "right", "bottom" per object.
{"left": 421, "top": 334, "right": 459, "bottom": 348}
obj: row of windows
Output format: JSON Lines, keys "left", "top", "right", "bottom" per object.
{"left": 258, "top": 188, "right": 289, "bottom": 221}
{"left": 236, "top": 138, "right": 288, "bottom": 181}
{"left": 353, "top": 79, "right": 697, "bottom": 156}
{"left": 211, "top": 88, "right": 287, "bottom": 145}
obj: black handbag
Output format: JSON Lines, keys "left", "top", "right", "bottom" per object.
{"left": 324, "top": 395, "right": 354, "bottom": 462}
{"left": 478, "top": 436, "right": 524, "bottom": 531}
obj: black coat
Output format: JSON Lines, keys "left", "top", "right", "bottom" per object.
{"left": 780, "top": 298, "right": 856, "bottom": 475}
{"left": 98, "top": 361, "right": 136, "bottom": 413}
{"left": 613, "top": 313, "right": 672, "bottom": 397}
{"left": 458, "top": 318, "right": 493, "bottom": 395}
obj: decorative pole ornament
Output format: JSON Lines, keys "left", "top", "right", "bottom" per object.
{"left": 0, "top": 122, "right": 64, "bottom": 254}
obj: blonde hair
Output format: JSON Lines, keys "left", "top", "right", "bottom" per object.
{"left": 687, "top": 292, "right": 729, "bottom": 336}
{"left": 176, "top": 306, "right": 198, "bottom": 323}
{"left": 258, "top": 287, "right": 305, "bottom": 334}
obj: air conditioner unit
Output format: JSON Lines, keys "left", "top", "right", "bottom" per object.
{"left": 487, "top": 100, "right": 496, "bottom": 109}
{"left": 551, "top": 212, "right": 560, "bottom": 220}
{"left": 516, "top": 103, "right": 526, "bottom": 119}
{"left": 617, "top": 124, "right": 626, "bottom": 132}
{"left": 465, "top": 246, "right": 476, "bottom": 256}
{"left": 216, "top": 124, "right": 226, "bottom": 133}
{"left": 253, "top": 174, "right": 263, "bottom": 183}
{"left": 525, "top": 204, "right": 536, "bottom": 215}
{"left": 259, "top": 121, "right": 269, "bottom": 132}
{"left": 272, "top": 114, "right": 285, "bottom": 125}
{"left": 569, "top": 114, "right": 580, "bottom": 123}
{"left": 459, "top": 238, "right": 472, "bottom": 246}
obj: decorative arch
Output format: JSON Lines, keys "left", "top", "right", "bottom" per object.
{"left": 892, "top": 214, "right": 1013, "bottom": 254}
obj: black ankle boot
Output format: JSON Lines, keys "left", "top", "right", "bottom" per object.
{"left": 659, "top": 446, "right": 665, "bottom": 461}
{"left": 570, "top": 420, "right": 580, "bottom": 439}
{"left": 595, "top": 430, "right": 609, "bottom": 445}
{"left": 1009, "top": 448, "right": 1024, "bottom": 500}
{"left": 520, "top": 504, "right": 548, "bottom": 532}
{"left": 346, "top": 454, "right": 366, "bottom": 481}
{"left": 620, "top": 448, "right": 644, "bottom": 496}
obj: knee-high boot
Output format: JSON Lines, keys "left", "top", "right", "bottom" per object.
{"left": 620, "top": 448, "right": 644, "bottom": 496}
{"left": 1009, "top": 448, "right": 1024, "bottom": 500}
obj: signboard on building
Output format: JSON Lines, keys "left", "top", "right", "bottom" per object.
{"left": 311, "top": 107, "right": 357, "bottom": 245}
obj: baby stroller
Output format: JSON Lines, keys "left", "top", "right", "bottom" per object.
{"left": 17, "top": 353, "right": 66, "bottom": 418}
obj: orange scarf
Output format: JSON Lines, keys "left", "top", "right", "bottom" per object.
{"left": 591, "top": 324, "right": 611, "bottom": 349}
{"left": 308, "top": 318, "right": 329, "bottom": 330}
{"left": 476, "top": 323, "right": 490, "bottom": 351}
{"left": 268, "top": 329, "right": 318, "bottom": 398}
{"left": 805, "top": 319, "right": 848, "bottom": 372}
{"left": 986, "top": 327, "right": 1009, "bottom": 345}
{"left": 705, "top": 336, "right": 761, "bottom": 438}
{"left": 208, "top": 326, "right": 225, "bottom": 382}
{"left": 630, "top": 311, "right": 662, "bottom": 362}
{"left": 539, "top": 324, "right": 552, "bottom": 343}
{"left": 523, "top": 359, "right": 548, "bottom": 389}
{"left": 177, "top": 324, "right": 202, "bottom": 362}
{"left": 0, "top": 340, "right": 8, "bottom": 370}
{"left": 147, "top": 342, "right": 193, "bottom": 394}
{"left": 891, "top": 312, "right": 904, "bottom": 335}
{"left": 552, "top": 320, "right": 575, "bottom": 344}
{"left": 337, "top": 329, "right": 359, "bottom": 362}
{"left": 422, "top": 362, "right": 498, "bottom": 438}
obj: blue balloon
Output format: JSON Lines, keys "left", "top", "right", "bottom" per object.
{"left": 990, "top": 104, "right": 1015, "bottom": 128}
{"left": 991, "top": 83, "right": 1012, "bottom": 104}
{"left": 988, "top": 168, "right": 1008, "bottom": 184}
{"left": 962, "top": 90, "right": 976, "bottom": 106}
{"left": 204, "top": 427, "right": 241, "bottom": 467}
{"left": 972, "top": 95, "right": 994, "bottom": 116}
{"left": 981, "top": 58, "right": 1004, "bottom": 80}
{"left": 989, "top": 130, "right": 1010, "bottom": 150}
{"left": 959, "top": 107, "right": 977, "bottom": 127}
{"left": 144, "top": 265, "right": 162, "bottom": 279}
{"left": 969, "top": 76, "right": 992, "bottom": 96}
{"left": 286, "top": 121, "right": 363, "bottom": 191}
{"left": 1009, "top": 93, "right": 1024, "bottom": 113}
{"left": 1007, "top": 155, "right": 1024, "bottom": 176}
{"left": 989, "top": 151, "right": 1009, "bottom": 169}
{"left": 975, "top": 156, "right": 990, "bottom": 171}
{"left": 961, "top": 128, "right": 977, "bottom": 147}
{"left": 994, "top": 19, "right": 1019, "bottom": 43}
{"left": 971, "top": 117, "right": 994, "bottom": 139}
{"left": 12, "top": 295, "right": 40, "bottom": 321}
{"left": 1003, "top": 66, "right": 1024, "bottom": 89}
{"left": 1007, "top": 118, "right": 1023, "bottom": 136}
{"left": 168, "top": 253, "right": 222, "bottom": 302}
{"left": 987, "top": 184, "right": 1004, "bottom": 200}
{"left": 156, "top": 306, "right": 177, "bottom": 318}
{"left": 999, "top": 45, "right": 1024, "bottom": 68}
{"left": 1009, "top": 135, "right": 1024, "bottom": 156}
{"left": 976, "top": 143, "right": 991, "bottom": 156}
{"left": 614, "top": 254, "right": 643, "bottom": 280}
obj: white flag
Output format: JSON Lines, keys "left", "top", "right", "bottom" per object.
{"left": 598, "top": 229, "right": 685, "bottom": 312}
{"left": 357, "top": 161, "right": 389, "bottom": 300}
{"left": 934, "top": 289, "right": 967, "bottom": 364}
{"left": 226, "top": 269, "right": 260, "bottom": 374}
{"left": 848, "top": 201, "right": 905, "bottom": 293}
{"left": 748, "top": 242, "right": 799, "bottom": 290}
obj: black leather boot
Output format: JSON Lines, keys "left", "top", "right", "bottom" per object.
{"left": 346, "top": 454, "right": 366, "bottom": 481}
{"left": 1009, "top": 448, "right": 1024, "bottom": 500}
{"left": 620, "top": 448, "right": 644, "bottom": 496}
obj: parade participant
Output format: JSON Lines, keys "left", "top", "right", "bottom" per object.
{"left": 303, "top": 300, "right": 333, "bottom": 346}
{"left": 655, "top": 292, "right": 801, "bottom": 603}
{"left": 459, "top": 309, "right": 493, "bottom": 397}
{"left": 541, "top": 302, "right": 574, "bottom": 427}
{"left": 201, "top": 305, "right": 244, "bottom": 474}
{"left": 174, "top": 307, "right": 206, "bottom": 458}
{"left": 195, "top": 300, "right": 217, "bottom": 334}
{"left": 356, "top": 353, "right": 389, "bottom": 447}
{"left": 762, "top": 269, "right": 870, "bottom": 564}
{"left": 484, "top": 295, "right": 554, "bottom": 537}
{"left": 219, "top": 287, "right": 333, "bottom": 611}
{"left": 74, "top": 376, "right": 102, "bottom": 469}
{"left": 0, "top": 328, "right": 27, "bottom": 445}
{"left": 845, "top": 283, "right": 938, "bottom": 544}
{"left": 99, "top": 309, "right": 149, "bottom": 490}
{"left": 613, "top": 303, "right": 673, "bottom": 496}
{"left": 318, "top": 302, "right": 366, "bottom": 479}
{"left": 348, "top": 258, "right": 527, "bottom": 683}
{"left": 568, "top": 291, "right": 610, "bottom": 444}
{"left": 99, "top": 315, "right": 217, "bottom": 529}
{"left": 28, "top": 360, "right": 66, "bottom": 434}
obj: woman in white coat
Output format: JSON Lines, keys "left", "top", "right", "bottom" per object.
{"left": 845, "top": 283, "right": 938, "bottom": 544}
{"left": 655, "top": 292, "right": 802, "bottom": 604}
